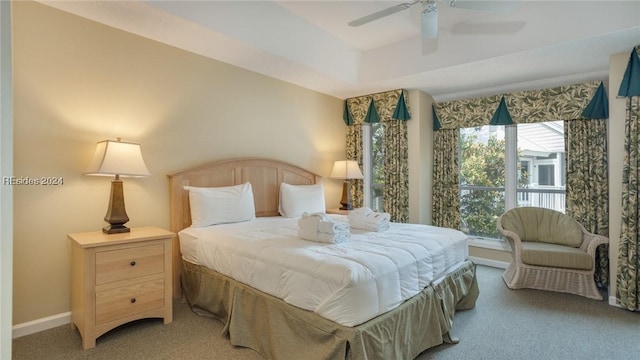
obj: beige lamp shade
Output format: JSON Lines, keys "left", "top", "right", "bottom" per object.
{"left": 330, "top": 160, "right": 363, "bottom": 180}
{"left": 84, "top": 139, "right": 150, "bottom": 177}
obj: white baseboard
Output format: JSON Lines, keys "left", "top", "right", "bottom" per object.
{"left": 608, "top": 296, "right": 626, "bottom": 308}
{"left": 12, "top": 311, "right": 71, "bottom": 339}
{"left": 469, "top": 256, "right": 509, "bottom": 269}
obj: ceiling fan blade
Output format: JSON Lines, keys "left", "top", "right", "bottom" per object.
{"left": 448, "top": 0, "right": 520, "bottom": 13}
{"left": 348, "top": 1, "right": 419, "bottom": 27}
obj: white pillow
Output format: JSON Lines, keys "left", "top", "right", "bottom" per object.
{"left": 279, "top": 183, "right": 325, "bottom": 218}
{"left": 184, "top": 182, "right": 256, "bottom": 227}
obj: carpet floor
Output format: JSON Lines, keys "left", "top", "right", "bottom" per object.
{"left": 12, "top": 265, "right": 640, "bottom": 359}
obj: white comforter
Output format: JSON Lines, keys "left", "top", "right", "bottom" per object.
{"left": 179, "top": 215, "right": 468, "bottom": 327}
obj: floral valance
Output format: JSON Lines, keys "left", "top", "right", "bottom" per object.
{"left": 434, "top": 81, "right": 602, "bottom": 130}
{"left": 343, "top": 89, "right": 411, "bottom": 126}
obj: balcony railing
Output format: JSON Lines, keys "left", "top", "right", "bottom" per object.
{"left": 516, "top": 186, "right": 566, "bottom": 213}
{"left": 459, "top": 185, "right": 566, "bottom": 239}
{"left": 460, "top": 185, "right": 565, "bottom": 213}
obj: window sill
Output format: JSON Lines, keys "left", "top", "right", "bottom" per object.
{"left": 467, "top": 237, "right": 511, "bottom": 252}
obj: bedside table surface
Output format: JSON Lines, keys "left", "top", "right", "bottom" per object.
{"left": 326, "top": 208, "right": 350, "bottom": 215}
{"left": 68, "top": 226, "right": 174, "bottom": 248}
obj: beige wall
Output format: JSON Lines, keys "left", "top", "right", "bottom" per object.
{"left": 12, "top": 2, "right": 344, "bottom": 324}
{"left": 407, "top": 90, "right": 434, "bottom": 225}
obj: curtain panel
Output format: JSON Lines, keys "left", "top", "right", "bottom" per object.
{"left": 432, "top": 129, "right": 461, "bottom": 229}
{"left": 618, "top": 95, "right": 640, "bottom": 310}
{"left": 617, "top": 44, "right": 640, "bottom": 310}
{"left": 344, "top": 89, "right": 410, "bottom": 222}
{"left": 564, "top": 118, "right": 609, "bottom": 286}
{"left": 346, "top": 124, "right": 364, "bottom": 209}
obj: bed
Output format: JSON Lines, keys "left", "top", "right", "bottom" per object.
{"left": 168, "top": 158, "right": 479, "bottom": 360}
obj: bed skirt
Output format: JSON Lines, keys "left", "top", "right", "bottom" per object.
{"left": 181, "top": 259, "right": 479, "bottom": 360}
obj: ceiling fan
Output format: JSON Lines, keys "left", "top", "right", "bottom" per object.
{"left": 348, "top": 0, "right": 520, "bottom": 41}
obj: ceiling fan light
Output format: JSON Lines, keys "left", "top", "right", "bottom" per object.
{"left": 421, "top": 6, "right": 438, "bottom": 39}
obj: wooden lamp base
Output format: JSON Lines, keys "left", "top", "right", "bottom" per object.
{"left": 103, "top": 177, "right": 130, "bottom": 234}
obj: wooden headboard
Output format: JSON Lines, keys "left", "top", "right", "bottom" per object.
{"left": 167, "top": 157, "right": 320, "bottom": 298}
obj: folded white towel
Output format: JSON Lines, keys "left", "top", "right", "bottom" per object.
{"left": 348, "top": 207, "right": 391, "bottom": 232}
{"left": 298, "top": 213, "right": 324, "bottom": 240}
{"left": 364, "top": 212, "right": 391, "bottom": 232}
{"left": 348, "top": 207, "right": 373, "bottom": 229}
{"left": 298, "top": 212, "right": 350, "bottom": 243}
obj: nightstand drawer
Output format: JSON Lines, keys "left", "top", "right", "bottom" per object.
{"left": 95, "top": 277, "right": 165, "bottom": 324}
{"left": 96, "top": 244, "right": 164, "bottom": 285}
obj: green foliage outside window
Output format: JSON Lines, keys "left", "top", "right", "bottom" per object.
{"left": 371, "top": 123, "right": 384, "bottom": 212}
{"left": 459, "top": 130, "right": 528, "bottom": 238}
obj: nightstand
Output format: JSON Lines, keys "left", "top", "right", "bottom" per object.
{"left": 69, "top": 226, "right": 174, "bottom": 350}
{"left": 326, "top": 208, "right": 350, "bottom": 215}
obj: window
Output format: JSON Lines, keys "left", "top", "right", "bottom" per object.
{"left": 459, "top": 121, "right": 565, "bottom": 239}
{"left": 538, "top": 164, "right": 555, "bottom": 186}
{"left": 363, "top": 123, "right": 384, "bottom": 212}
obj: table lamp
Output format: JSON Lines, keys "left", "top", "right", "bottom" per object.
{"left": 330, "top": 160, "right": 364, "bottom": 210}
{"left": 84, "top": 138, "right": 150, "bottom": 234}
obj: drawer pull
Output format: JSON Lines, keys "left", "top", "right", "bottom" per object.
{"left": 130, "top": 298, "right": 136, "bottom": 304}
{"left": 130, "top": 261, "right": 136, "bottom": 267}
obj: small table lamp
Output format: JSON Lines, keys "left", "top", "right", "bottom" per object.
{"left": 84, "top": 138, "right": 150, "bottom": 234}
{"left": 330, "top": 160, "right": 364, "bottom": 211}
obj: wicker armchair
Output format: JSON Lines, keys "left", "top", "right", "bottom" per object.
{"left": 497, "top": 207, "right": 608, "bottom": 300}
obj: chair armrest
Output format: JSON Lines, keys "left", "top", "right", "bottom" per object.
{"left": 497, "top": 215, "right": 524, "bottom": 262}
{"left": 580, "top": 231, "right": 609, "bottom": 256}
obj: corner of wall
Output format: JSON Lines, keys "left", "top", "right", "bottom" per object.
{"left": 407, "top": 90, "right": 434, "bottom": 225}
{"left": 0, "top": 0, "right": 13, "bottom": 356}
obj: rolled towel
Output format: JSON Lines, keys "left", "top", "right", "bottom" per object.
{"left": 348, "top": 207, "right": 373, "bottom": 229}
{"left": 318, "top": 220, "right": 350, "bottom": 234}
{"left": 316, "top": 231, "right": 350, "bottom": 244}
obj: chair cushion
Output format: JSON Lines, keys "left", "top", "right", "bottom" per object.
{"left": 521, "top": 242, "right": 593, "bottom": 270}
{"left": 501, "top": 207, "right": 583, "bottom": 248}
